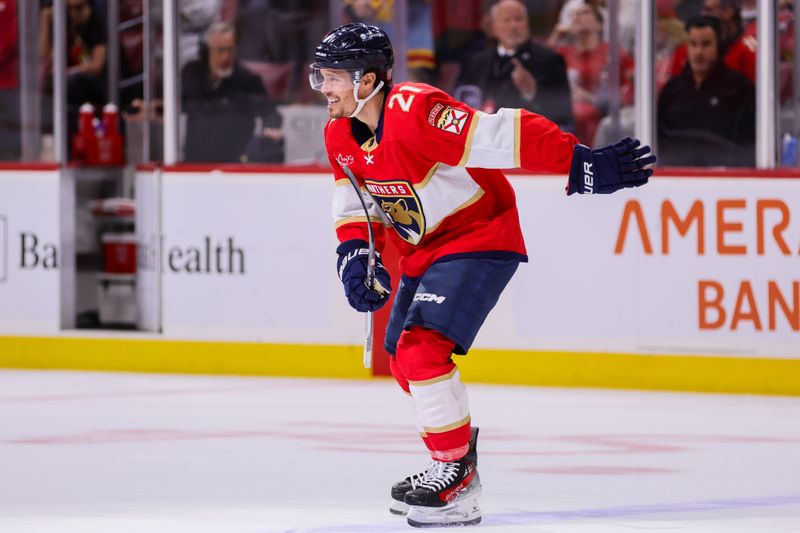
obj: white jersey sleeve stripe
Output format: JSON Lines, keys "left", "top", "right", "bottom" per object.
{"left": 414, "top": 163, "right": 482, "bottom": 234}
{"left": 425, "top": 189, "right": 484, "bottom": 234}
{"left": 332, "top": 183, "right": 381, "bottom": 226}
{"left": 462, "top": 107, "right": 520, "bottom": 169}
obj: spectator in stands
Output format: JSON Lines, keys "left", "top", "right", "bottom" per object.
{"left": 181, "top": 21, "right": 283, "bottom": 163}
{"left": 456, "top": 0, "right": 574, "bottom": 131}
{"left": 558, "top": 3, "right": 633, "bottom": 145}
{"left": 548, "top": 0, "right": 636, "bottom": 51}
{"left": 658, "top": 15, "right": 755, "bottom": 167}
{"left": 700, "top": 0, "right": 756, "bottom": 80}
{"left": 669, "top": 0, "right": 756, "bottom": 81}
{"left": 40, "top": 0, "right": 107, "bottom": 110}
{"left": 0, "top": 0, "right": 20, "bottom": 160}
{"left": 549, "top": 0, "right": 604, "bottom": 47}
{"left": 594, "top": 0, "right": 685, "bottom": 149}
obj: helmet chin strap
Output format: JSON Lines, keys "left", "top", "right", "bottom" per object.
{"left": 348, "top": 79, "right": 385, "bottom": 118}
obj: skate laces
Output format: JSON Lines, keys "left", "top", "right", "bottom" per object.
{"left": 408, "top": 460, "right": 437, "bottom": 489}
{"left": 419, "top": 460, "right": 460, "bottom": 492}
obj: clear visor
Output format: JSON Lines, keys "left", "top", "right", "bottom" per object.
{"left": 308, "top": 67, "right": 360, "bottom": 92}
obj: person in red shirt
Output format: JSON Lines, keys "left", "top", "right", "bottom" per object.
{"left": 311, "top": 22, "right": 655, "bottom": 528}
{"left": 670, "top": 0, "right": 757, "bottom": 81}
{"left": 701, "top": 0, "right": 756, "bottom": 79}
{"left": 558, "top": 4, "right": 634, "bottom": 145}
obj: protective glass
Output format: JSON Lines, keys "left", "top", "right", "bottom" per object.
{"left": 309, "top": 67, "right": 358, "bottom": 92}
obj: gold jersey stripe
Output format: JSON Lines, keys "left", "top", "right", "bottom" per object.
{"left": 457, "top": 111, "right": 482, "bottom": 167}
{"left": 334, "top": 215, "right": 382, "bottom": 229}
{"left": 408, "top": 366, "right": 458, "bottom": 387}
{"left": 415, "top": 163, "right": 441, "bottom": 190}
{"left": 361, "top": 136, "right": 379, "bottom": 153}
{"left": 423, "top": 415, "right": 471, "bottom": 434}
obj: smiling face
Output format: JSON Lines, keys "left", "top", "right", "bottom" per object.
{"left": 317, "top": 69, "right": 357, "bottom": 118}
{"left": 315, "top": 69, "right": 378, "bottom": 119}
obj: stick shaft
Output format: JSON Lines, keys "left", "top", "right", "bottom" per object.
{"left": 341, "top": 165, "right": 375, "bottom": 369}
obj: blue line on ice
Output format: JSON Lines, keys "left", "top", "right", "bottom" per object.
{"left": 262, "top": 494, "right": 800, "bottom": 533}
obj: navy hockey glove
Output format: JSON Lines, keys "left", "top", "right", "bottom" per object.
{"left": 567, "top": 137, "right": 657, "bottom": 195}
{"left": 336, "top": 239, "right": 392, "bottom": 313}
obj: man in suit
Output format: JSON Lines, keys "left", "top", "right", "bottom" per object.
{"left": 456, "top": 0, "right": 573, "bottom": 132}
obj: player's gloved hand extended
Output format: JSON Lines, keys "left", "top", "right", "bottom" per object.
{"left": 336, "top": 239, "right": 392, "bottom": 313}
{"left": 567, "top": 137, "right": 657, "bottom": 195}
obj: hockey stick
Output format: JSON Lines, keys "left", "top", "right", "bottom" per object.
{"left": 341, "top": 165, "right": 376, "bottom": 369}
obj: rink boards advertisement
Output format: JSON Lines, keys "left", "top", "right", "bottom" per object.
{"left": 0, "top": 168, "right": 62, "bottom": 334}
{"left": 157, "top": 170, "right": 365, "bottom": 346}
{"left": 493, "top": 176, "right": 800, "bottom": 359}
{"left": 155, "top": 170, "right": 800, "bottom": 359}
{"left": 1, "top": 167, "right": 798, "bottom": 391}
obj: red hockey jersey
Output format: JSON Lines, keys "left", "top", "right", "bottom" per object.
{"left": 325, "top": 82, "right": 577, "bottom": 277}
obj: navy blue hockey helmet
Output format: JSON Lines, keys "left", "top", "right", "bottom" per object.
{"left": 309, "top": 23, "right": 394, "bottom": 90}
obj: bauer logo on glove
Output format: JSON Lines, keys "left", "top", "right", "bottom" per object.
{"left": 567, "top": 137, "right": 657, "bottom": 195}
{"left": 336, "top": 239, "right": 392, "bottom": 313}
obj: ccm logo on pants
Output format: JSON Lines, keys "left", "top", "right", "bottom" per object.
{"left": 414, "top": 293, "right": 447, "bottom": 304}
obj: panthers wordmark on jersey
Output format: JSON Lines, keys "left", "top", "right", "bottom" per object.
{"left": 326, "top": 82, "right": 579, "bottom": 277}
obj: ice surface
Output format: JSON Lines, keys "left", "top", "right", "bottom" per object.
{"left": 1, "top": 370, "right": 799, "bottom": 532}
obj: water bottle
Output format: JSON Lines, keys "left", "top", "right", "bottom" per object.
{"left": 781, "top": 133, "right": 797, "bottom": 167}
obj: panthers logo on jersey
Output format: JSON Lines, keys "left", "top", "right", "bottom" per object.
{"left": 365, "top": 179, "right": 426, "bottom": 245}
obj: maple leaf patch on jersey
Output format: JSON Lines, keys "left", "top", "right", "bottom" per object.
{"left": 335, "top": 153, "right": 354, "bottom": 168}
{"left": 365, "top": 179, "right": 426, "bottom": 245}
{"left": 433, "top": 106, "right": 468, "bottom": 135}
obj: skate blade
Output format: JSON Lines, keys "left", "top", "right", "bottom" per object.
{"left": 389, "top": 499, "right": 409, "bottom": 516}
{"left": 406, "top": 499, "right": 481, "bottom": 528}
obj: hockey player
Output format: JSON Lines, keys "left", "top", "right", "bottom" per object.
{"left": 310, "top": 22, "right": 655, "bottom": 528}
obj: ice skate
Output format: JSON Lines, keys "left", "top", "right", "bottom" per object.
{"left": 390, "top": 427, "right": 480, "bottom": 517}
{"left": 404, "top": 428, "right": 481, "bottom": 527}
